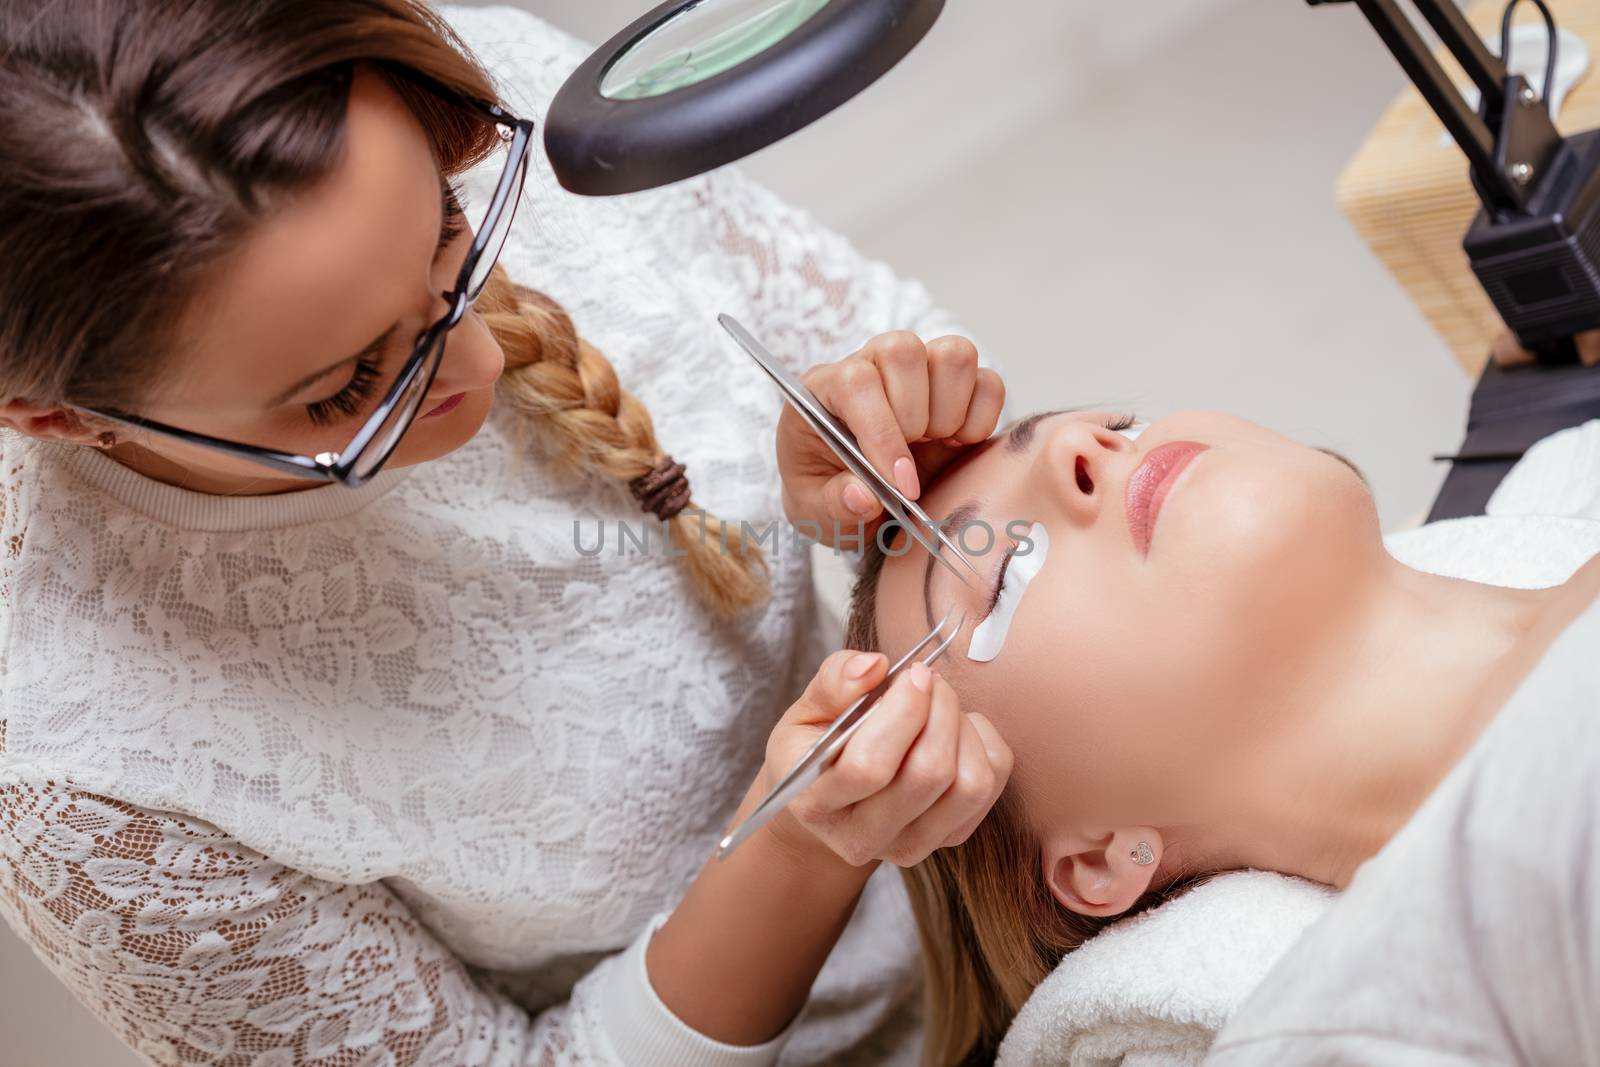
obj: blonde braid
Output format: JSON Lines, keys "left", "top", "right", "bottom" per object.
{"left": 477, "top": 265, "right": 769, "bottom": 617}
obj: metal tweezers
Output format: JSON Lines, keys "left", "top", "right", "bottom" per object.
{"left": 719, "top": 313, "right": 983, "bottom": 588}
{"left": 716, "top": 607, "right": 967, "bottom": 859}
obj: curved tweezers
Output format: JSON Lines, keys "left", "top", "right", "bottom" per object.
{"left": 716, "top": 607, "right": 966, "bottom": 859}
{"left": 719, "top": 313, "right": 982, "bottom": 588}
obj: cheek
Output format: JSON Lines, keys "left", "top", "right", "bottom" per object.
{"left": 1151, "top": 447, "right": 1379, "bottom": 692}
{"left": 971, "top": 564, "right": 1169, "bottom": 814}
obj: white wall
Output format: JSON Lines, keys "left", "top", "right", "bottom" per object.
{"left": 479, "top": 0, "right": 1467, "bottom": 528}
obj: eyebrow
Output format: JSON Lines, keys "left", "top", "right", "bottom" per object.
{"left": 267, "top": 325, "right": 398, "bottom": 407}
{"left": 1005, "top": 411, "right": 1053, "bottom": 453}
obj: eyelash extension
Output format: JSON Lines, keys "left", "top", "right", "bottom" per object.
{"left": 303, "top": 181, "right": 468, "bottom": 426}
{"left": 1104, "top": 412, "right": 1138, "bottom": 432}
{"left": 305, "top": 350, "right": 384, "bottom": 427}
{"left": 982, "top": 542, "right": 1018, "bottom": 619}
{"left": 439, "top": 177, "right": 468, "bottom": 247}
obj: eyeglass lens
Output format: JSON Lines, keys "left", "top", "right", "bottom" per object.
{"left": 345, "top": 132, "right": 527, "bottom": 482}
{"left": 352, "top": 330, "right": 447, "bottom": 482}
{"left": 465, "top": 148, "right": 529, "bottom": 303}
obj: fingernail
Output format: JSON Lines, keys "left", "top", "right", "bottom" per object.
{"left": 846, "top": 653, "right": 880, "bottom": 679}
{"left": 908, "top": 662, "right": 932, "bottom": 692}
{"left": 894, "top": 457, "right": 920, "bottom": 498}
{"left": 843, "top": 482, "right": 875, "bottom": 516}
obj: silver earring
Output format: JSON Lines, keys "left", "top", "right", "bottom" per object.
{"left": 1130, "top": 840, "right": 1156, "bottom": 866}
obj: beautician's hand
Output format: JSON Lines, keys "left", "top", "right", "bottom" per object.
{"left": 757, "top": 649, "right": 1013, "bottom": 868}
{"left": 777, "top": 333, "right": 1005, "bottom": 545}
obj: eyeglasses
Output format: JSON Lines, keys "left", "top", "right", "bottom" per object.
{"left": 74, "top": 85, "right": 534, "bottom": 489}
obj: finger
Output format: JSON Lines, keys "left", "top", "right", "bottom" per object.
{"left": 940, "top": 714, "right": 1010, "bottom": 846}
{"left": 966, "top": 712, "right": 1015, "bottom": 781}
{"left": 816, "top": 361, "right": 920, "bottom": 500}
{"left": 884, "top": 713, "right": 1000, "bottom": 863}
{"left": 818, "top": 470, "right": 884, "bottom": 527}
{"left": 784, "top": 648, "right": 889, "bottom": 732}
{"left": 936, "top": 713, "right": 1015, "bottom": 850}
{"left": 901, "top": 371, "right": 1006, "bottom": 488}
{"left": 863, "top": 333, "right": 930, "bottom": 445}
{"left": 802, "top": 663, "right": 935, "bottom": 813}
{"left": 839, "top": 671, "right": 962, "bottom": 856}
{"left": 923, "top": 335, "right": 980, "bottom": 440}
{"left": 950, "top": 368, "right": 1006, "bottom": 445}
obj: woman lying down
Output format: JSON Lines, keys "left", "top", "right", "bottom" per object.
{"left": 843, "top": 409, "right": 1600, "bottom": 1066}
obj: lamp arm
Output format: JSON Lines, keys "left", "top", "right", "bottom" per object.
{"left": 1309, "top": 0, "right": 1546, "bottom": 212}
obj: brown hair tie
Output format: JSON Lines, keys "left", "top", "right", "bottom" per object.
{"left": 629, "top": 456, "right": 692, "bottom": 522}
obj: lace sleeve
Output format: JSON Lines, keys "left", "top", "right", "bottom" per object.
{"left": 690, "top": 166, "right": 976, "bottom": 372}
{"left": 0, "top": 781, "right": 622, "bottom": 1066}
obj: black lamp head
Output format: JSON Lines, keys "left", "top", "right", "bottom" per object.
{"left": 544, "top": 0, "right": 944, "bottom": 196}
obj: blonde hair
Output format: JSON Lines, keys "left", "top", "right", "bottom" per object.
{"left": 477, "top": 270, "right": 768, "bottom": 615}
{"left": 844, "top": 527, "right": 1197, "bottom": 1066}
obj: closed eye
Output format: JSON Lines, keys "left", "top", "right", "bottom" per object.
{"left": 981, "top": 542, "right": 1018, "bottom": 620}
{"left": 303, "top": 177, "right": 468, "bottom": 427}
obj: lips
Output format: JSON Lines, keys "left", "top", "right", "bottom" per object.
{"left": 1124, "top": 441, "right": 1208, "bottom": 558}
{"left": 421, "top": 392, "right": 465, "bottom": 419}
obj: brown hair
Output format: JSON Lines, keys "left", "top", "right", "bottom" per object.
{"left": 845, "top": 529, "right": 1201, "bottom": 1066}
{"left": 0, "top": 0, "right": 766, "bottom": 615}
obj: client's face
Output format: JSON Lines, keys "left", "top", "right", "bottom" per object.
{"left": 872, "top": 409, "right": 1380, "bottom": 842}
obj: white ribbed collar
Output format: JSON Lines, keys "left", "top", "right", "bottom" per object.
{"left": 54, "top": 441, "right": 414, "bottom": 532}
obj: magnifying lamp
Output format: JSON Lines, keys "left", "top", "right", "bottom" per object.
{"left": 543, "top": 0, "right": 943, "bottom": 196}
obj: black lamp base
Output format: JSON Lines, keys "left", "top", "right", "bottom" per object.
{"left": 1467, "top": 128, "right": 1600, "bottom": 359}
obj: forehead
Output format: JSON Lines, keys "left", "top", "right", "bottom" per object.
{"left": 172, "top": 68, "right": 440, "bottom": 408}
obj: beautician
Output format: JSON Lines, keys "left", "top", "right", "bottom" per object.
{"left": 0, "top": 2, "right": 1011, "bottom": 1064}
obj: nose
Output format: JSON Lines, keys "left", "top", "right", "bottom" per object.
{"left": 1033, "top": 416, "right": 1137, "bottom": 526}
{"left": 426, "top": 308, "right": 503, "bottom": 400}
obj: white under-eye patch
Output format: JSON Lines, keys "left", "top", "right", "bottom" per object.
{"left": 966, "top": 523, "right": 1050, "bottom": 663}
{"left": 1118, "top": 421, "right": 1148, "bottom": 442}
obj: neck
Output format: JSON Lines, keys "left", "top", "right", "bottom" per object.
{"left": 1195, "top": 558, "right": 1569, "bottom": 889}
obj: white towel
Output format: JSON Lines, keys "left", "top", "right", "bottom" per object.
{"left": 995, "top": 872, "right": 1334, "bottom": 1067}
{"left": 1486, "top": 419, "right": 1600, "bottom": 521}
{"left": 996, "top": 423, "right": 1600, "bottom": 1067}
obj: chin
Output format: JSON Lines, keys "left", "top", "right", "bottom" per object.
{"left": 1167, "top": 444, "right": 1379, "bottom": 622}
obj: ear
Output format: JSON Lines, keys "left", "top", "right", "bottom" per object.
{"left": 1042, "top": 827, "right": 1164, "bottom": 918}
{"left": 0, "top": 399, "right": 102, "bottom": 445}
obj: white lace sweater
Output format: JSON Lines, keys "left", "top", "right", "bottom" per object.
{"left": 0, "top": 7, "right": 966, "bottom": 1064}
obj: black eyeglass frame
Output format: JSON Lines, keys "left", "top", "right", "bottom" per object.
{"left": 74, "top": 82, "right": 535, "bottom": 490}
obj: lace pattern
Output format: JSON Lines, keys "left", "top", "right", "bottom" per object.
{"left": 0, "top": 5, "right": 966, "bottom": 1064}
